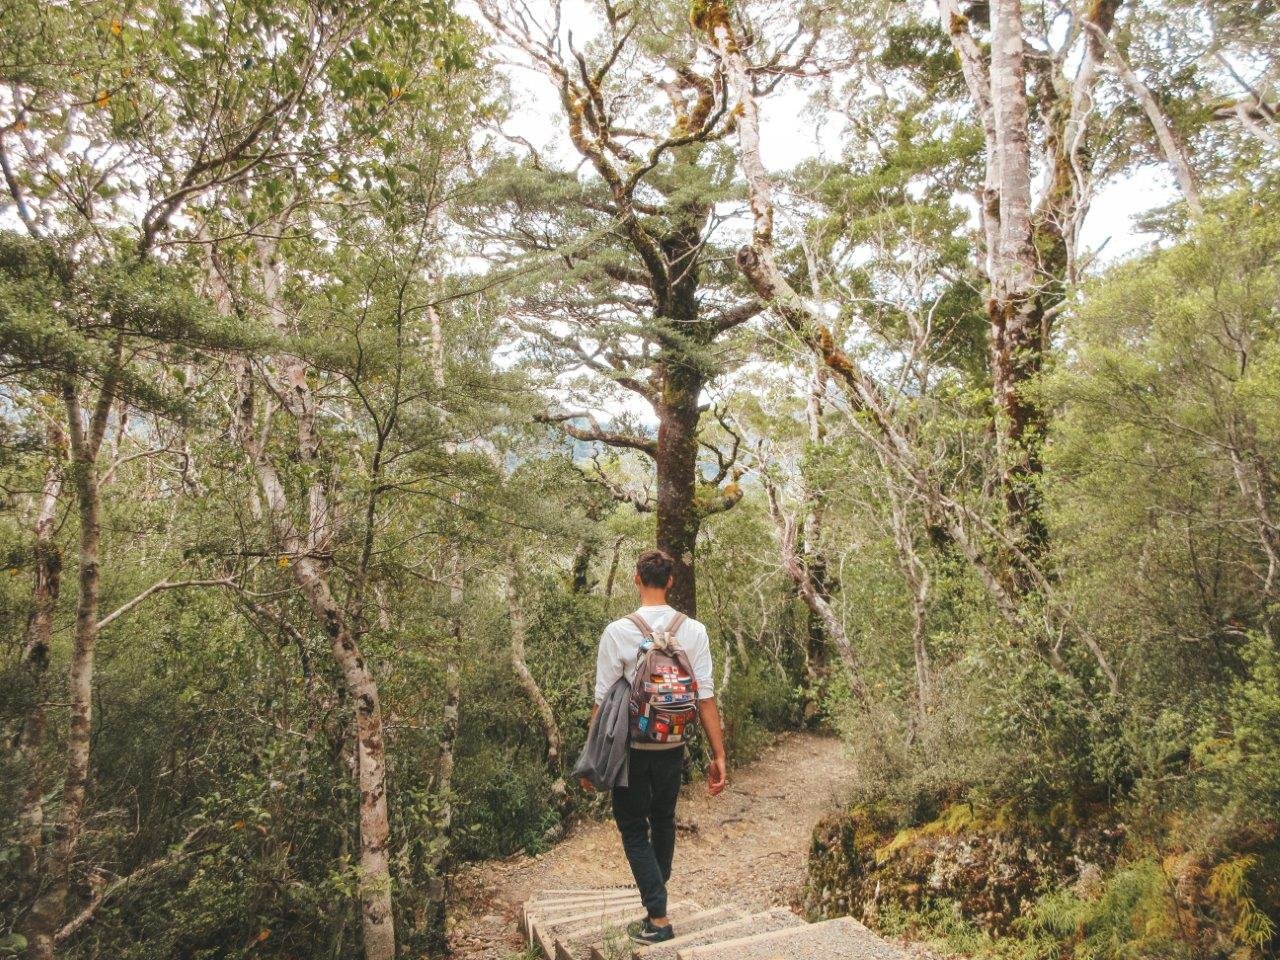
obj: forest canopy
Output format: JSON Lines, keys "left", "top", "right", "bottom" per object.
{"left": 1, "top": 1, "right": 1278, "bottom": 959}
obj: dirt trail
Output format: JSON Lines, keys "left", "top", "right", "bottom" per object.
{"left": 448, "top": 732, "right": 862, "bottom": 958}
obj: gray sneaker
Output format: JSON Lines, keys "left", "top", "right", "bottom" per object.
{"left": 626, "top": 919, "right": 675, "bottom": 945}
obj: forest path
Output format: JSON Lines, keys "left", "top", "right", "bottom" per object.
{"left": 448, "top": 732, "right": 872, "bottom": 958}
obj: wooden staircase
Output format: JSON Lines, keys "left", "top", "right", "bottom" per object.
{"left": 520, "top": 888, "right": 909, "bottom": 960}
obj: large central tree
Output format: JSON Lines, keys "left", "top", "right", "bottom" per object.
{"left": 473, "top": 1, "right": 761, "bottom": 613}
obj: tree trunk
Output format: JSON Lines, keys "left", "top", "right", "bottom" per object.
{"left": 424, "top": 650, "right": 460, "bottom": 951}
{"left": 796, "top": 237, "right": 834, "bottom": 682}
{"left": 27, "top": 376, "right": 115, "bottom": 960}
{"left": 16, "top": 429, "right": 64, "bottom": 898}
{"left": 296, "top": 568, "right": 395, "bottom": 960}
{"left": 890, "top": 501, "right": 931, "bottom": 718}
{"left": 435, "top": 657, "right": 460, "bottom": 820}
{"left": 764, "top": 480, "right": 870, "bottom": 707}
{"left": 506, "top": 560, "right": 567, "bottom": 808}
{"left": 987, "top": 0, "right": 1048, "bottom": 565}
{"left": 655, "top": 357, "right": 703, "bottom": 615}
{"left": 216, "top": 235, "right": 397, "bottom": 960}
{"left": 570, "top": 540, "right": 594, "bottom": 593}
{"left": 251, "top": 445, "right": 397, "bottom": 960}
{"left": 424, "top": 296, "right": 461, "bottom": 950}
{"left": 801, "top": 347, "right": 832, "bottom": 689}
{"left": 603, "top": 536, "right": 625, "bottom": 598}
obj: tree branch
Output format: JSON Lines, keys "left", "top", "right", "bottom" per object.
{"left": 55, "top": 826, "right": 212, "bottom": 945}
{"left": 536, "top": 411, "right": 657, "bottom": 457}
{"left": 585, "top": 452, "right": 654, "bottom": 511}
{"left": 710, "top": 298, "right": 763, "bottom": 331}
{"left": 1088, "top": 21, "right": 1204, "bottom": 217}
{"left": 96, "top": 577, "right": 236, "bottom": 631}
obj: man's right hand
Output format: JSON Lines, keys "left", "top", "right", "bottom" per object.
{"left": 579, "top": 776, "right": 596, "bottom": 793}
{"left": 706, "top": 756, "right": 727, "bottom": 796}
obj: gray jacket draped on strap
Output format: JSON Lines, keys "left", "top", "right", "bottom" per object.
{"left": 572, "top": 676, "right": 630, "bottom": 790}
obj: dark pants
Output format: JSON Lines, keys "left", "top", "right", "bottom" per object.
{"left": 612, "top": 746, "right": 683, "bottom": 919}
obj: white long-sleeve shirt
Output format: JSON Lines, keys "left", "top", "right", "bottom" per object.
{"left": 594, "top": 604, "right": 715, "bottom": 708}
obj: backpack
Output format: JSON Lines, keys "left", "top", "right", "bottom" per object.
{"left": 627, "top": 612, "right": 700, "bottom": 745}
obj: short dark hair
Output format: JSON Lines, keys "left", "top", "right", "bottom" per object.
{"left": 636, "top": 549, "right": 675, "bottom": 588}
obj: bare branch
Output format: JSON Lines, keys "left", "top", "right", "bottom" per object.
{"left": 1087, "top": 22, "right": 1204, "bottom": 217}
{"left": 585, "top": 452, "right": 654, "bottom": 511}
{"left": 537, "top": 411, "right": 657, "bottom": 457}
{"left": 55, "top": 826, "right": 213, "bottom": 945}
{"left": 96, "top": 577, "right": 236, "bottom": 632}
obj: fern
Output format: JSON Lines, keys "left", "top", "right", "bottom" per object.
{"left": 1207, "top": 856, "right": 1277, "bottom": 950}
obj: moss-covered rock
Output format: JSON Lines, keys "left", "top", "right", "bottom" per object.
{"left": 804, "top": 801, "right": 1126, "bottom": 934}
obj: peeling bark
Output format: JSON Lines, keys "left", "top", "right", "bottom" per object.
{"left": 985, "top": 0, "right": 1049, "bottom": 565}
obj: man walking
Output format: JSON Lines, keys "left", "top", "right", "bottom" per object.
{"left": 581, "top": 549, "right": 727, "bottom": 945}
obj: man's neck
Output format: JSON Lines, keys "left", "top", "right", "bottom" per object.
{"left": 637, "top": 590, "right": 669, "bottom": 608}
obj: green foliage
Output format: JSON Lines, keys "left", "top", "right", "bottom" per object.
{"left": 717, "top": 658, "right": 804, "bottom": 763}
{"left": 1198, "top": 635, "right": 1280, "bottom": 819}
{"left": 1022, "top": 860, "right": 1191, "bottom": 960}
{"left": 0, "top": 230, "right": 262, "bottom": 418}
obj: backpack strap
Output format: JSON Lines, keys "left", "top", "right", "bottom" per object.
{"left": 626, "top": 612, "right": 654, "bottom": 638}
{"left": 630, "top": 612, "right": 688, "bottom": 652}
{"left": 663, "top": 616, "right": 696, "bottom": 692}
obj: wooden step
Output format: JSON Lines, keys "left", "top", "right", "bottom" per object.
{"left": 549, "top": 901, "right": 700, "bottom": 960}
{"left": 519, "top": 901, "right": 640, "bottom": 942}
{"left": 676, "top": 916, "right": 907, "bottom": 960}
{"left": 583, "top": 904, "right": 740, "bottom": 960}
{"left": 527, "top": 889, "right": 640, "bottom": 915}
{"left": 529, "top": 898, "right": 666, "bottom": 959}
{"left": 524, "top": 895, "right": 644, "bottom": 949}
{"left": 636, "top": 908, "right": 804, "bottom": 960}
{"left": 535, "top": 888, "right": 637, "bottom": 900}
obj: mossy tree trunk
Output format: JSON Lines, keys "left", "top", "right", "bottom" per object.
{"left": 654, "top": 354, "right": 704, "bottom": 615}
